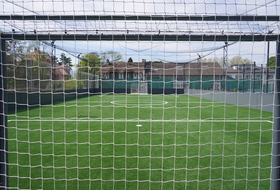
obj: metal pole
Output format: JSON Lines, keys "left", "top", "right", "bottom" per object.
{"left": 50, "top": 42, "right": 55, "bottom": 106}
{"left": 243, "top": 64, "right": 245, "bottom": 92}
{"left": 183, "top": 63, "right": 187, "bottom": 93}
{"left": 261, "top": 64, "right": 263, "bottom": 92}
{"left": 253, "top": 62, "right": 256, "bottom": 93}
{"left": 28, "top": 60, "right": 33, "bottom": 92}
{"left": 272, "top": 38, "right": 280, "bottom": 190}
{"left": 224, "top": 42, "right": 228, "bottom": 91}
{"left": 0, "top": 39, "right": 8, "bottom": 189}
{"left": 197, "top": 54, "right": 202, "bottom": 90}
{"left": 51, "top": 41, "right": 55, "bottom": 91}
{"left": 267, "top": 41, "right": 270, "bottom": 93}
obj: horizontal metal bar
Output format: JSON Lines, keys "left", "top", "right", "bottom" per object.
{"left": 0, "top": 34, "right": 278, "bottom": 41}
{"left": 0, "top": 15, "right": 279, "bottom": 21}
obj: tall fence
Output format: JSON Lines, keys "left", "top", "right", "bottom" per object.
{"left": 221, "top": 79, "right": 274, "bottom": 93}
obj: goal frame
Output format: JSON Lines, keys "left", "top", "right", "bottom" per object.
{"left": 0, "top": 14, "right": 279, "bottom": 190}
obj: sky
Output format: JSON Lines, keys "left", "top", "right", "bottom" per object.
{"left": 51, "top": 40, "right": 276, "bottom": 66}
{"left": 0, "top": 0, "right": 279, "bottom": 67}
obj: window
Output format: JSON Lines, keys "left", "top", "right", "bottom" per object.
{"left": 177, "top": 76, "right": 184, "bottom": 81}
{"left": 125, "top": 72, "right": 133, "bottom": 79}
{"left": 109, "top": 72, "right": 119, "bottom": 79}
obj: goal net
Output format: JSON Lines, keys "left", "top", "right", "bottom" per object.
{"left": 1, "top": 0, "right": 280, "bottom": 189}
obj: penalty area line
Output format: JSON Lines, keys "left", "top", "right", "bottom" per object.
{"left": 8, "top": 119, "right": 273, "bottom": 123}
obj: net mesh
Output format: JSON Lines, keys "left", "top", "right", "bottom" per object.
{"left": 1, "top": 0, "right": 280, "bottom": 189}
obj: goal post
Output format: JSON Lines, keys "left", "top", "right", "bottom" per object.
{"left": 0, "top": 8, "right": 280, "bottom": 190}
{"left": 272, "top": 38, "right": 280, "bottom": 190}
{"left": 0, "top": 39, "right": 7, "bottom": 188}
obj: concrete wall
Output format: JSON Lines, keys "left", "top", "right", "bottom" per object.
{"left": 187, "top": 89, "right": 274, "bottom": 112}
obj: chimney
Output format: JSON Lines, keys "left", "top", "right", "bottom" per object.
{"left": 106, "top": 59, "right": 110, "bottom": 65}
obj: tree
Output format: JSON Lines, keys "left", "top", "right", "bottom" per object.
{"left": 25, "top": 41, "right": 47, "bottom": 55}
{"left": 6, "top": 40, "right": 26, "bottom": 63}
{"left": 229, "top": 55, "right": 251, "bottom": 65}
{"left": 76, "top": 53, "right": 101, "bottom": 74}
{"left": 201, "top": 57, "right": 224, "bottom": 66}
{"left": 100, "top": 51, "right": 122, "bottom": 64}
{"left": 6, "top": 41, "right": 54, "bottom": 90}
{"left": 128, "top": 57, "right": 133, "bottom": 62}
{"left": 268, "top": 56, "right": 276, "bottom": 69}
{"left": 57, "top": 53, "right": 73, "bottom": 67}
{"left": 6, "top": 40, "right": 26, "bottom": 89}
{"left": 206, "top": 57, "right": 220, "bottom": 63}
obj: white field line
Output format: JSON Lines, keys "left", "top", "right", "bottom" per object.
{"left": 111, "top": 101, "right": 168, "bottom": 105}
{"left": 99, "top": 93, "right": 154, "bottom": 97}
{"left": 8, "top": 119, "right": 272, "bottom": 123}
{"left": 65, "top": 101, "right": 113, "bottom": 103}
{"left": 65, "top": 101, "right": 223, "bottom": 104}
{"left": 99, "top": 93, "right": 129, "bottom": 97}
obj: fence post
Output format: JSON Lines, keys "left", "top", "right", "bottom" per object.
{"left": 272, "top": 37, "right": 280, "bottom": 190}
{"left": 0, "top": 39, "right": 7, "bottom": 189}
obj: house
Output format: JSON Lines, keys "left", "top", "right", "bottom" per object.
{"left": 100, "top": 61, "right": 145, "bottom": 79}
{"left": 144, "top": 61, "right": 223, "bottom": 80}
{"left": 100, "top": 59, "right": 224, "bottom": 92}
{"left": 145, "top": 61, "right": 224, "bottom": 91}
{"left": 223, "top": 64, "right": 275, "bottom": 92}
{"left": 226, "top": 64, "right": 275, "bottom": 80}
{"left": 101, "top": 59, "right": 223, "bottom": 80}
{"left": 27, "top": 49, "right": 71, "bottom": 80}
{"left": 12, "top": 49, "right": 72, "bottom": 91}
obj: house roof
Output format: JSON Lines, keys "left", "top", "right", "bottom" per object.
{"left": 21, "top": 49, "right": 71, "bottom": 77}
{"left": 226, "top": 65, "right": 275, "bottom": 74}
{"left": 27, "top": 49, "right": 52, "bottom": 62}
{"left": 100, "top": 61, "right": 223, "bottom": 76}
{"left": 100, "top": 62, "right": 145, "bottom": 73}
{"left": 146, "top": 62, "right": 223, "bottom": 76}
{"left": 55, "top": 65, "right": 71, "bottom": 76}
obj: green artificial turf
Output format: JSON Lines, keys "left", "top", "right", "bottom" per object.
{"left": 7, "top": 94, "right": 273, "bottom": 190}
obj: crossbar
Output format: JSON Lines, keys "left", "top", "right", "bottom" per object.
{"left": 0, "top": 34, "right": 278, "bottom": 41}
{"left": 0, "top": 15, "right": 279, "bottom": 21}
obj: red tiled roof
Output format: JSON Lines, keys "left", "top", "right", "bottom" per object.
{"left": 101, "top": 61, "right": 223, "bottom": 76}
{"left": 22, "top": 49, "right": 71, "bottom": 80}
{"left": 100, "top": 62, "right": 145, "bottom": 73}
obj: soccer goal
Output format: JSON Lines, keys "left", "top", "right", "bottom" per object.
{"left": 0, "top": 1, "right": 280, "bottom": 190}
